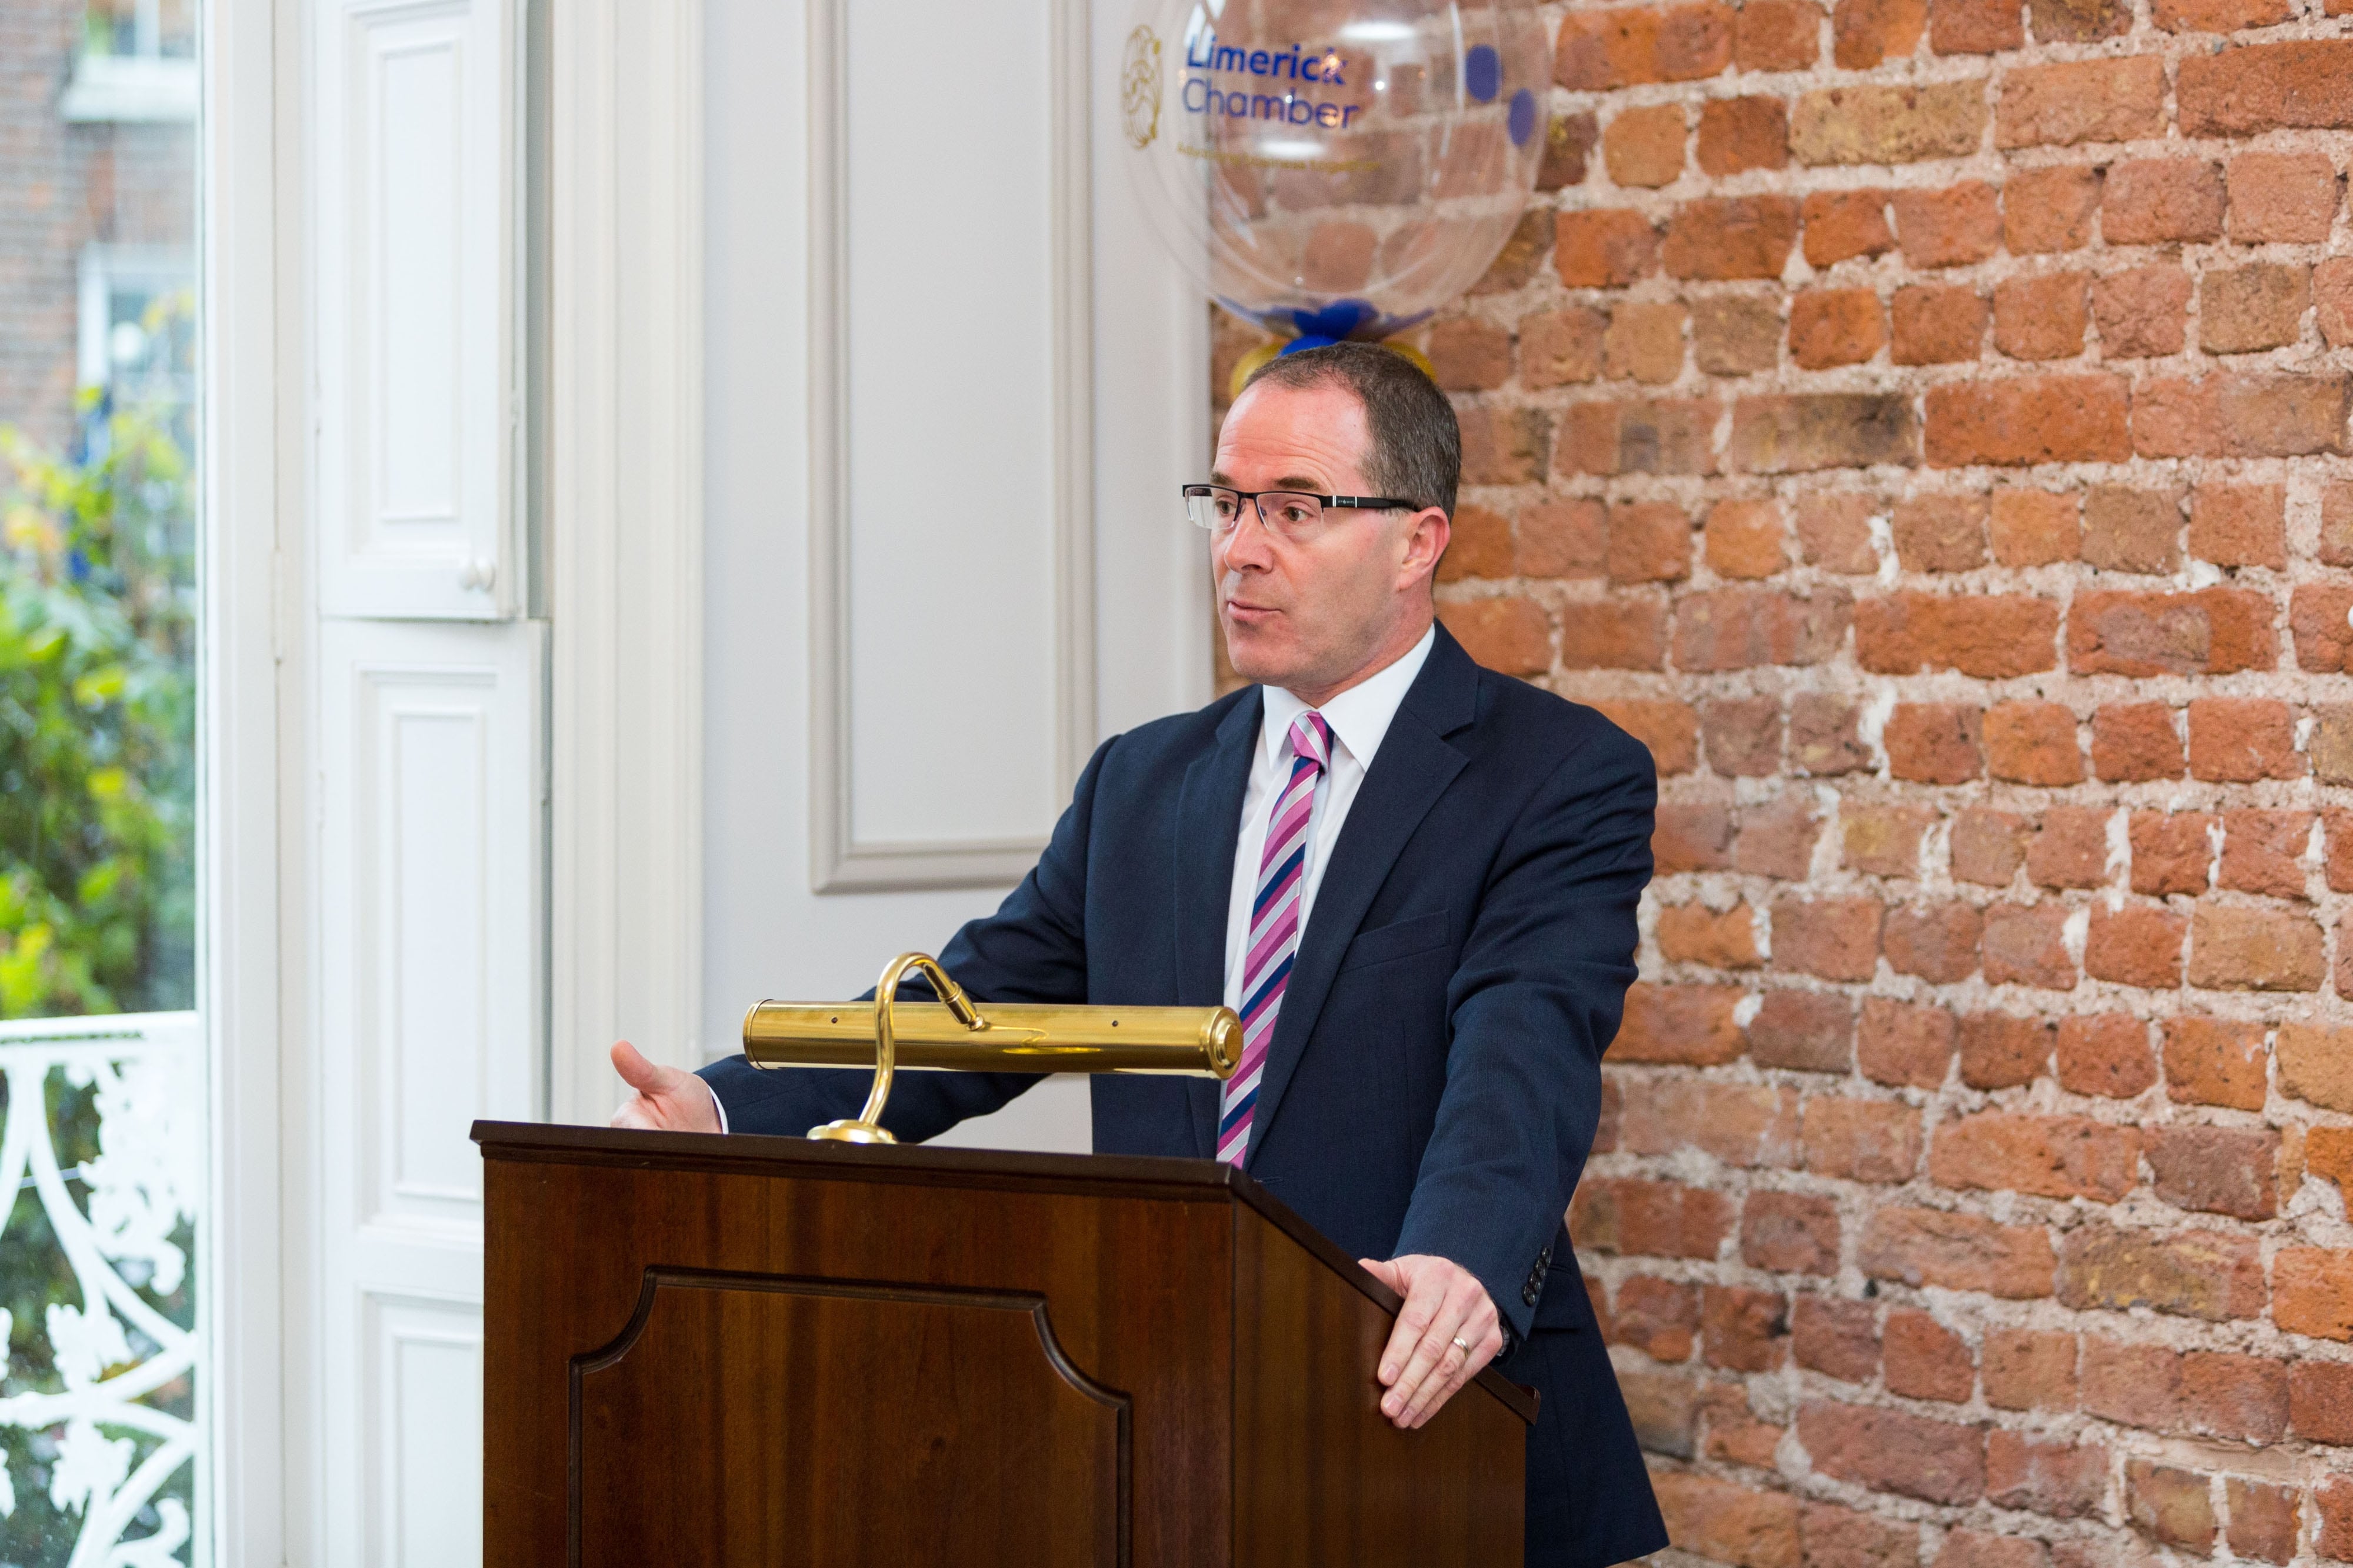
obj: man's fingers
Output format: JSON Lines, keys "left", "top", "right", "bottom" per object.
{"left": 1408, "top": 1328, "right": 1500, "bottom": 1430}
{"left": 1377, "top": 1266, "right": 1441, "bottom": 1382}
{"left": 1358, "top": 1257, "right": 1406, "bottom": 1293}
{"left": 1405, "top": 1305, "right": 1501, "bottom": 1428}
{"left": 611, "top": 1039, "right": 677, "bottom": 1095}
{"left": 1395, "top": 1279, "right": 1488, "bottom": 1426}
{"left": 606, "top": 1041, "right": 723, "bottom": 1133}
{"left": 1404, "top": 1323, "right": 1493, "bottom": 1427}
{"left": 1379, "top": 1270, "right": 1460, "bottom": 1420}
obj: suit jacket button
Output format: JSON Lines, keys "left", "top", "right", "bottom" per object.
{"left": 1523, "top": 1276, "right": 1541, "bottom": 1307}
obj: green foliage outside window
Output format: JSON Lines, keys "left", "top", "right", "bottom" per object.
{"left": 0, "top": 388, "right": 196, "bottom": 1019}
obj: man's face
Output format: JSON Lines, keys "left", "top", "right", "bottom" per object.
{"left": 1210, "top": 380, "right": 1448, "bottom": 699}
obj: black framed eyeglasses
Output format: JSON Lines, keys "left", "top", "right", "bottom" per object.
{"left": 1182, "top": 485, "right": 1418, "bottom": 538}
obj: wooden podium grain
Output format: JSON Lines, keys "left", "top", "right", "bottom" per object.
{"left": 475, "top": 1121, "right": 1533, "bottom": 1567}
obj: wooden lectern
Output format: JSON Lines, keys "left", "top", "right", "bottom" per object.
{"left": 475, "top": 1121, "right": 1534, "bottom": 1567}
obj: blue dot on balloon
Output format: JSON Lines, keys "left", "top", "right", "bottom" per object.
{"left": 1465, "top": 44, "right": 1501, "bottom": 103}
{"left": 1508, "top": 87, "right": 1538, "bottom": 146}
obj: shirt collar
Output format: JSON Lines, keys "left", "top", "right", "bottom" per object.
{"left": 1259, "top": 624, "right": 1438, "bottom": 772}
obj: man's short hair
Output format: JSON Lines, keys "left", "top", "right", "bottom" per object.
{"left": 1241, "top": 341, "right": 1460, "bottom": 519}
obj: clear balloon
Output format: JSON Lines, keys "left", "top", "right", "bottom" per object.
{"left": 1117, "top": 0, "right": 1550, "bottom": 343}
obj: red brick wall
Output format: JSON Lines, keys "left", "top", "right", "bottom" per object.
{"left": 0, "top": 0, "right": 195, "bottom": 451}
{"left": 1214, "top": 9, "right": 2353, "bottom": 1565}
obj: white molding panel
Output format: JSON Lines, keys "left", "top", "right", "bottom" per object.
{"left": 806, "top": 0, "right": 1096, "bottom": 892}
{"left": 202, "top": 0, "right": 295, "bottom": 1554}
{"left": 314, "top": 0, "right": 518, "bottom": 619}
{"left": 320, "top": 620, "right": 542, "bottom": 1233}
{"left": 544, "top": 0, "right": 705, "bottom": 1112}
{"left": 314, "top": 619, "right": 542, "bottom": 1563}
{"left": 368, "top": 1294, "right": 486, "bottom": 1566}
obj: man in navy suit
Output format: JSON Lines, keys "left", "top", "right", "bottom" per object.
{"left": 612, "top": 342, "right": 1668, "bottom": 1568}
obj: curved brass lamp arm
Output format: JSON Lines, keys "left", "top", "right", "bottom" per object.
{"left": 808, "top": 952, "right": 984, "bottom": 1143}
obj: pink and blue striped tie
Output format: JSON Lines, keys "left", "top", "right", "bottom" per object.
{"left": 1217, "top": 710, "right": 1332, "bottom": 1165}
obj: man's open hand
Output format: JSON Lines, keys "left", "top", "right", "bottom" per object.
{"left": 1358, "top": 1253, "right": 1504, "bottom": 1430}
{"left": 608, "top": 1040, "right": 722, "bottom": 1133}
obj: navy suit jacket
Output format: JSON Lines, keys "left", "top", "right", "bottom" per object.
{"left": 703, "top": 625, "right": 1667, "bottom": 1568}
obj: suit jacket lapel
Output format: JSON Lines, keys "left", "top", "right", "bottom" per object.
{"left": 1243, "top": 628, "right": 1479, "bottom": 1170}
{"left": 1174, "top": 689, "right": 1261, "bottom": 1158}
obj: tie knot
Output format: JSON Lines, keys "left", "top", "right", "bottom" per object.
{"left": 1289, "top": 711, "right": 1332, "bottom": 773}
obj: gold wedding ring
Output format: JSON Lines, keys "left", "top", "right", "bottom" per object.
{"left": 1451, "top": 1335, "right": 1472, "bottom": 1355}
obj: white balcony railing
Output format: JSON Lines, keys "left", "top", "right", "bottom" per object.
{"left": 0, "top": 1010, "right": 203, "bottom": 1566}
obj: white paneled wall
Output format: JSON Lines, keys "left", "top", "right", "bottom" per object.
{"left": 808, "top": 0, "right": 1096, "bottom": 889}
{"left": 307, "top": 0, "right": 534, "bottom": 1557}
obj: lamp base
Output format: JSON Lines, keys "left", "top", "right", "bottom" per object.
{"left": 807, "top": 1119, "right": 896, "bottom": 1144}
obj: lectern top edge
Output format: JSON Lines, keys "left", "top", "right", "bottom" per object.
{"left": 472, "top": 1119, "right": 1539, "bottom": 1425}
{"left": 471, "top": 1119, "right": 1244, "bottom": 1196}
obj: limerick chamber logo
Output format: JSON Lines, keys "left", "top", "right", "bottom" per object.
{"left": 1122, "top": 25, "right": 1162, "bottom": 149}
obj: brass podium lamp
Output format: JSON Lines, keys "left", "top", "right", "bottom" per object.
{"left": 743, "top": 951, "right": 1242, "bottom": 1143}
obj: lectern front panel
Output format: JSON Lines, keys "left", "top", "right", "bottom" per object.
{"left": 483, "top": 1131, "right": 1237, "bottom": 1567}
{"left": 572, "top": 1271, "right": 1123, "bottom": 1566}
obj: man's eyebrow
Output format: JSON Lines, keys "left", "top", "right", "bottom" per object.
{"left": 1202, "top": 472, "right": 1333, "bottom": 491}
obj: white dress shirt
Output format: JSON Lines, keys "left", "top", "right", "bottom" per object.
{"left": 1222, "top": 625, "right": 1437, "bottom": 1015}
{"left": 702, "top": 624, "right": 1438, "bottom": 1135}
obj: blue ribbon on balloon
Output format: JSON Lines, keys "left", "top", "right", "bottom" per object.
{"left": 1215, "top": 296, "right": 1436, "bottom": 353}
{"left": 1284, "top": 299, "right": 1378, "bottom": 353}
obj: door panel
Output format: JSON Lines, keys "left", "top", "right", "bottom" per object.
{"left": 316, "top": 619, "right": 543, "bottom": 1562}
{"left": 315, "top": 0, "right": 517, "bottom": 619}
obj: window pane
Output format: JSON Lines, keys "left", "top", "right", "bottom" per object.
{"left": 0, "top": 0, "right": 202, "bottom": 1562}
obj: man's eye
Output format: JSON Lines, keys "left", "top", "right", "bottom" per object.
{"left": 1212, "top": 498, "right": 1241, "bottom": 521}
{"left": 1274, "top": 502, "right": 1317, "bottom": 527}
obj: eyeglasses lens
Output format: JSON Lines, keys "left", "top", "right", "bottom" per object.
{"left": 1186, "top": 489, "right": 1324, "bottom": 535}
{"left": 1187, "top": 488, "right": 1242, "bottom": 530}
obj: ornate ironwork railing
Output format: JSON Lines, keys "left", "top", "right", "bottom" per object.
{"left": 0, "top": 1011, "right": 202, "bottom": 1567}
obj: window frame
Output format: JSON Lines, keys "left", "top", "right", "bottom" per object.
{"left": 196, "top": 0, "right": 295, "bottom": 1556}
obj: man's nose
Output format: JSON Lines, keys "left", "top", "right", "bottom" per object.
{"left": 1219, "top": 501, "right": 1280, "bottom": 571}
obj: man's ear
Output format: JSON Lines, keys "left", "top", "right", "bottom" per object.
{"left": 1402, "top": 506, "right": 1451, "bottom": 590}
